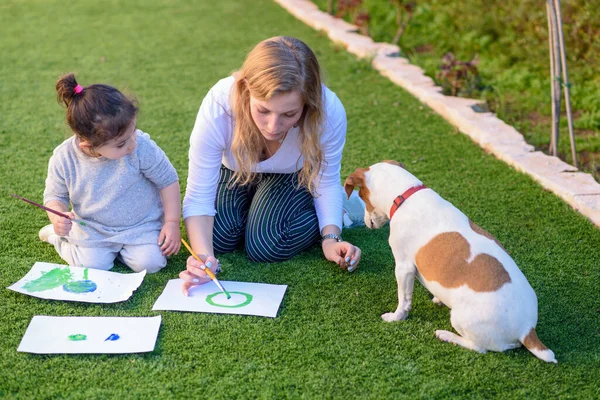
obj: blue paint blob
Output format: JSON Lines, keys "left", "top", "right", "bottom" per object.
{"left": 62, "top": 279, "right": 97, "bottom": 293}
{"left": 104, "top": 333, "right": 120, "bottom": 341}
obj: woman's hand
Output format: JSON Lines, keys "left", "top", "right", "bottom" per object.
{"left": 159, "top": 221, "right": 181, "bottom": 256}
{"left": 322, "top": 239, "right": 362, "bottom": 272}
{"left": 179, "top": 254, "right": 220, "bottom": 296}
{"left": 50, "top": 212, "right": 74, "bottom": 237}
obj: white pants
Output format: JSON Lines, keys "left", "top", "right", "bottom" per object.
{"left": 50, "top": 236, "right": 167, "bottom": 273}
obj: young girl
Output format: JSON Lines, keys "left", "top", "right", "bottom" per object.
{"left": 40, "top": 73, "right": 181, "bottom": 273}
{"left": 180, "top": 36, "right": 362, "bottom": 294}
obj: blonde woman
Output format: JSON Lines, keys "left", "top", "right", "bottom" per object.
{"left": 180, "top": 36, "right": 361, "bottom": 294}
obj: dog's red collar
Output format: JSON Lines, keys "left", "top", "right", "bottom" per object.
{"left": 390, "top": 184, "right": 428, "bottom": 220}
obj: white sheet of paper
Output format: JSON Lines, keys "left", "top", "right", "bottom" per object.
{"left": 152, "top": 279, "right": 287, "bottom": 318}
{"left": 7, "top": 262, "right": 146, "bottom": 303}
{"left": 18, "top": 315, "right": 161, "bottom": 354}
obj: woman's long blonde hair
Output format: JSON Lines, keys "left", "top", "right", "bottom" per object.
{"left": 231, "top": 36, "right": 324, "bottom": 195}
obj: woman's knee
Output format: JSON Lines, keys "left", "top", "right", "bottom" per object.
{"left": 245, "top": 239, "right": 293, "bottom": 262}
{"left": 214, "top": 165, "right": 251, "bottom": 249}
{"left": 245, "top": 226, "right": 318, "bottom": 262}
{"left": 245, "top": 207, "right": 319, "bottom": 262}
{"left": 213, "top": 217, "right": 246, "bottom": 253}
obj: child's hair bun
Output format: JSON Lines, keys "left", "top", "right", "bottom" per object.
{"left": 56, "top": 73, "right": 80, "bottom": 107}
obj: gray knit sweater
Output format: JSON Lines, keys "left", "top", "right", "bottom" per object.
{"left": 44, "top": 130, "right": 178, "bottom": 247}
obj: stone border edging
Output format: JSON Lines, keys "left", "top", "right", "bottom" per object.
{"left": 275, "top": 0, "right": 600, "bottom": 229}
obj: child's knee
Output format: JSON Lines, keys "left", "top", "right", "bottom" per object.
{"left": 121, "top": 246, "right": 166, "bottom": 273}
{"left": 71, "top": 249, "right": 115, "bottom": 271}
{"left": 81, "top": 261, "right": 114, "bottom": 271}
{"left": 128, "top": 255, "right": 167, "bottom": 273}
{"left": 142, "top": 257, "right": 167, "bottom": 274}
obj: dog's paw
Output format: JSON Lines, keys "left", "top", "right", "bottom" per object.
{"left": 435, "top": 330, "right": 487, "bottom": 353}
{"left": 435, "top": 330, "right": 455, "bottom": 342}
{"left": 432, "top": 297, "right": 444, "bottom": 306}
{"left": 381, "top": 311, "right": 407, "bottom": 322}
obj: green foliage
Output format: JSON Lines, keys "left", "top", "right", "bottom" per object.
{"left": 1, "top": 0, "right": 600, "bottom": 398}
{"left": 315, "top": 0, "right": 600, "bottom": 177}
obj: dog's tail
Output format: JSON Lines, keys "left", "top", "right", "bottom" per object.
{"left": 520, "top": 328, "right": 557, "bottom": 363}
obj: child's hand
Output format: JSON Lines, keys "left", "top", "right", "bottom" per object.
{"left": 159, "top": 221, "right": 181, "bottom": 256}
{"left": 51, "top": 212, "right": 74, "bottom": 237}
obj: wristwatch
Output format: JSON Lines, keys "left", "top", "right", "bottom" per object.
{"left": 321, "top": 233, "right": 342, "bottom": 243}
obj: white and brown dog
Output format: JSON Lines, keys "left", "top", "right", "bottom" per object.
{"left": 344, "top": 161, "right": 556, "bottom": 363}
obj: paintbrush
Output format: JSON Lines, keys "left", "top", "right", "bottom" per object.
{"left": 10, "top": 194, "right": 87, "bottom": 226}
{"left": 180, "top": 238, "right": 231, "bottom": 299}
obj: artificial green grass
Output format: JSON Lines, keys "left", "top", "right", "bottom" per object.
{"left": 1, "top": 0, "right": 599, "bottom": 398}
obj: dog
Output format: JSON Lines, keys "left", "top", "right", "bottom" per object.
{"left": 344, "top": 161, "right": 556, "bottom": 363}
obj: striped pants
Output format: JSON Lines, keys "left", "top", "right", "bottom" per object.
{"left": 213, "top": 166, "right": 320, "bottom": 262}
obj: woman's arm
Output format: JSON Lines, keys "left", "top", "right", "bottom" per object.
{"left": 184, "top": 215, "right": 214, "bottom": 256}
{"left": 180, "top": 215, "right": 220, "bottom": 296}
{"left": 180, "top": 79, "right": 234, "bottom": 295}
{"left": 182, "top": 79, "right": 232, "bottom": 221}
{"left": 315, "top": 89, "right": 361, "bottom": 270}
{"left": 313, "top": 89, "right": 347, "bottom": 232}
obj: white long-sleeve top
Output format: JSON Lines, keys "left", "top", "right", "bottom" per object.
{"left": 183, "top": 76, "right": 346, "bottom": 231}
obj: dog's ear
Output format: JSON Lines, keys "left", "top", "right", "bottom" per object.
{"left": 344, "top": 168, "right": 367, "bottom": 199}
{"left": 383, "top": 160, "right": 406, "bottom": 169}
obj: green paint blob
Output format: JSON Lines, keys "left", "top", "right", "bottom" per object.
{"left": 68, "top": 334, "right": 87, "bottom": 341}
{"left": 206, "top": 291, "right": 253, "bottom": 308}
{"left": 83, "top": 268, "right": 89, "bottom": 280}
{"left": 22, "top": 267, "right": 73, "bottom": 292}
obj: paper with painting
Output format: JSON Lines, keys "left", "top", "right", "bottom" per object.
{"left": 18, "top": 315, "right": 161, "bottom": 354}
{"left": 152, "top": 279, "right": 287, "bottom": 318}
{"left": 7, "top": 262, "right": 146, "bottom": 303}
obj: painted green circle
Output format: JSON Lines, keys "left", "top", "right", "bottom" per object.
{"left": 63, "top": 279, "right": 97, "bottom": 293}
{"left": 206, "top": 291, "right": 253, "bottom": 308}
